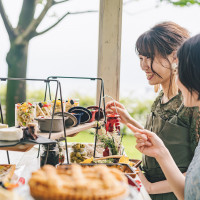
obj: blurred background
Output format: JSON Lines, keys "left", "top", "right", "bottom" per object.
{"left": 0, "top": 0, "right": 200, "bottom": 158}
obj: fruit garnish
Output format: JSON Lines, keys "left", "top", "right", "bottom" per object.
{"left": 119, "top": 155, "right": 129, "bottom": 163}
{"left": 59, "top": 154, "right": 65, "bottom": 164}
{"left": 38, "top": 102, "right": 43, "bottom": 108}
{"left": 70, "top": 99, "right": 74, "bottom": 105}
{"left": 119, "top": 155, "right": 134, "bottom": 167}
{"left": 81, "top": 157, "right": 93, "bottom": 164}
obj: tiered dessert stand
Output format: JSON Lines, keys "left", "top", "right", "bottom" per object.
{"left": 0, "top": 76, "right": 106, "bottom": 164}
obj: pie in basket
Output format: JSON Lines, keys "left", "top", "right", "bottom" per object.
{"left": 29, "top": 164, "right": 129, "bottom": 200}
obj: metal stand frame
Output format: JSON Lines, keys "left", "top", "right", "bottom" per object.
{"left": 44, "top": 76, "right": 106, "bottom": 158}
{"left": 0, "top": 77, "right": 69, "bottom": 164}
{"left": 0, "top": 97, "right": 10, "bottom": 164}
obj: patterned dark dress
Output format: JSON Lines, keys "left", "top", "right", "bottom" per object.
{"left": 143, "top": 91, "right": 200, "bottom": 200}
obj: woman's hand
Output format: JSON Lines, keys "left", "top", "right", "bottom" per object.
{"left": 127, "top": 124, "right": 167, "bottom": 159}
{"left": 106, "top": 101, "right": 132, "bottom": 124}
{"left": 138, "top": 170, "right": 152, "bottom": 193}
{"left": 128, "top": 125, "right": 185, "bottom": 200}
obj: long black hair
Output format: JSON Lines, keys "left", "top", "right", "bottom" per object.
{"left": 177, "top": 34, "right": 200, "bottom": 100}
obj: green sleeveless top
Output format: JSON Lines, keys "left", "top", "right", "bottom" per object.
{"left": 151, "top": 91, "right": 200, "bottom": 152}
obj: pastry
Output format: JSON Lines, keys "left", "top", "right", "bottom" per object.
{"left": 29, "top": 164, "right": 129, "bottom": 200}
{"left": 0, "top": 164, "right": 16, "bottom": 183}
{"left": 0, "top": 127, "right": 23, "bottom": 141}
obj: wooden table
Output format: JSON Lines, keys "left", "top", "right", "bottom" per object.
{"left": 0, "top": 147, "right": 151, "bottom": 200}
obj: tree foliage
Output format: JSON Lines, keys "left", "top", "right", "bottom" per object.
{"left": 160, "top": 0, "right": 200, "bottom": 6}
{"left": 0, "top": 0, "right": 96, "bottom": 125}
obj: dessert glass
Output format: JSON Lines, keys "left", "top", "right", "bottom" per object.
{"left": 15, "top": 102, "right": 36, "bottom": 127}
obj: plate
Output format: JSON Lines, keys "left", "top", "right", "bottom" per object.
{"left": 68, "top": 107, "right": 92, "bottom": 123}
{"left": 54, "top": 112, "right": 77, "bottom": 127}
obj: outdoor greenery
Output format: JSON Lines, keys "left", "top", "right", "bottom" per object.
{"left": 67, "top": 131, "right": 142, "bottom": 159}
{"left": 0, "top": 84, "right": 153, "bottom": 127}
{"left": 0, "top": 0, "right": 197, "bottom": 125}
{"left": 160, "top": 0, "right": 200, "bottom": 6}
{"left": 0, "top": 0, "right": 96, "bottom": 125}
{"left": 120, "top": 96, "right": 153, "bottom": 134}
{"left": 0, "top": 85, "right": 151, "bottom": 160}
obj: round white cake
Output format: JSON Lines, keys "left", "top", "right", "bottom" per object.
{"left": 0, "top": 127, "right": 23, "bottom": 141}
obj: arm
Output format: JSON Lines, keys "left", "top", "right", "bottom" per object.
{"left": 156, "top": 148, "right": 185, "bottom": 200}
{"left": 106, "top": 101, "right": 143, "bottom": 129}
{"left": 128, "top": 117, "right": 143, "bottom": 129}
{"left": 139, "top": 170, "right": 186, "bottom": 194}
{"left": 128, "top": 124, "right": 185, "bottom": 200}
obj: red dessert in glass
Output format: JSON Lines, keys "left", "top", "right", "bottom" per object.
{"left": 106, "top": 113, "right": 120, "bottom": 133}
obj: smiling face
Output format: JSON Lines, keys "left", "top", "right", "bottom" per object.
{"left": 139, "top": 54, "right": 174, "bottom": 86}
{"left": 136, "top": 22, "right": 190, "bottom": 93}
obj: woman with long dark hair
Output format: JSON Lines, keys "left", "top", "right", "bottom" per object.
{"left": 106, "top": 22, "right": 200, "bottom": 199}
{"left": 131, "top": 33, "right": 200, "bottom": 200}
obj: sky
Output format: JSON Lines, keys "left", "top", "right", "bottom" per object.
{"left": 1, "top": 0, "right": 200, "bottom": 100}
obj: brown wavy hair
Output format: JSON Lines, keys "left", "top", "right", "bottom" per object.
{"left": 136, "top": 21, "right": 190, "bottom": 96}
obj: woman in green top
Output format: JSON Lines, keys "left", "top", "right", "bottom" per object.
{"left": 106, "top": 22, "right": 200, "bottom": 200}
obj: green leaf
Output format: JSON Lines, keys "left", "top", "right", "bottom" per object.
{"left": 161, "top": 0, "right": 200, "bottom": 6}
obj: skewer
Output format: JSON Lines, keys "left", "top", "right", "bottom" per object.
{"left": 103, "top": 95, "right": 118, "bottom": 114}
{"left": 93, "top": 155, "right": 123, "bottom": 161}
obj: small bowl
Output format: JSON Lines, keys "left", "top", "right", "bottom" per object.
{"left": 89, "top": 110, "right": 98, "bottom": 122}
{"left": 35, "top": 116, "right": 66, "bottom": 132}
{"left": 53, "top": 112, "right": 77, "bottom": 128}
{"left": 87, "top": 106, "right": 104, "bottom": 120}
{"left": 71, "top": 113, "right": 83, "bottom": 126}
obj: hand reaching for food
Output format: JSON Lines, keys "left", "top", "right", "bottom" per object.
{"left": 106, "top": 101, "right": 132, "bottom": 124}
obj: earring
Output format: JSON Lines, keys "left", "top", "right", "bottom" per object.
{"left": 171, "top": 74, "right": 178, "bottom": 96}
{"left": 171, "top": 63, "right": 178, "bottom": 95}
{"left": 171, "top": 63, "right": 177, "bottom": 74}
{"left": 154, "top": 84, "right": 160, "bottom": 93}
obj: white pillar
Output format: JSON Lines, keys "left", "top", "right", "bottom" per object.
{"left": 97, "top": 0, "right": 123, "bottom": 105}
